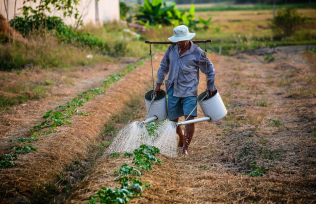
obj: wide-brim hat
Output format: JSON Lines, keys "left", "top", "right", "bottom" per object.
{"left": 168, "top": 25, "right": 196, "bottom": 43}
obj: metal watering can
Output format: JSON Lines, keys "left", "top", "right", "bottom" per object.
{"left": 143, "top": 89, "right": 227, "bottom": 126}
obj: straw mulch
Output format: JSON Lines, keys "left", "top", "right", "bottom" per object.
{"left": 65, "top": 52, "right": 316, "bottom": 203}
{"left": 0, "top": 54, "right": 163, "bottom": 203}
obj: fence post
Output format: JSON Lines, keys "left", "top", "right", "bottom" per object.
{"left": 236, "top": 36, "right": 238, "bottom": 55}
{"left": 219, "top": 46, "right": 222, "bottom": 55}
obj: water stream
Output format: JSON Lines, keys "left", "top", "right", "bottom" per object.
{"left": 106, "top": 121, "right": 178, "bottom": 157}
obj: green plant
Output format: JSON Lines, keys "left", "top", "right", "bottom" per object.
{"left": 198, "top": 17, "right": 212, "bottom": 30}
{"left": 267, "top": 119, "right": 282, "bottom": 127}
{"left": 10, "top": 145, "right": 38, "bottom": 154}
{"left": 255, "top": 98, "right": 271, "bottom": 107}
{"left": 271, "top": 7, "right": 306, "bottom": 37}
{"left": 135, "top": 0, "right": 199, "bottom": 29}
{"left": 245, "top": 165, "right": 266, "bottom": 177}
{"left": 264, "top": 54, "right": 275, "bottom": 62}
{"left": 110, "top": 153, "right": 120, "bottom": 158}
{"left": 0, "top": 154, "right": 18, "bottom": 168}
{"left": 87, "top": 145, "right": 159, "bottom": 204}
{"left": 10, "top": 137, "right": 38, "bottom": 143}
{"left": 120, "top": 2, "right": 130, "bottom": 21}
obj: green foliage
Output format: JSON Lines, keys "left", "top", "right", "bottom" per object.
{"left": 110, "top": 153, "right": 120, "bottom": 158}
{"left": 10, "top": 15, "right": 128, "bottom": 57}
{"left": 10, "top": 137, "right": 39, "bottom": 143}
{"left": 132, "top": 145, "right": 161, "bottom": 171}
{"left": 308, "top": 48, "right": 316, "bottom": 53}
{"left": 87, "top": 145, "right": 159, "bottom": 204}
{"left": 135, "top": 0, "right": 200, "bottom": 29}
{"left": 120, "top": 2, "right": 130, "bottom": 21}
{"left": 245, "top": 165, "right": 266, "bottom": 177}
{"left": 124, "top": 152, "right": 133, "bottom": 158}
{"left": 255, "top": 98, "right": 271, "bottom": 107}
{"left": 198, "top": 17, "right": 212, "bottom": 30}
{"left": 9, "top": 16, "right": 66, "bottom": 37}
{"left": 0, "top": 154, "right": 18, "bottom": 169}
{"left": 271, "top": 7, "right": 306, "bottom": 37}
{"left": 264, "top": 54, "right": 275, "bottom": 62}
{"left": 267, "top": 119, "right": 282, "bottom": 127}
{"left": 0, "top": 47, "right": 34, "bottom": 71}
{"left": 21, "top": 0, "right": 80, "bottom": 24}
{"left": 11, "top": 145, "right": 38, "bottom": 154}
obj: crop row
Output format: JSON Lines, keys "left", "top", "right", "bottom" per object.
{"left": 87, "top": 145, "right": 161, "bottom": 204}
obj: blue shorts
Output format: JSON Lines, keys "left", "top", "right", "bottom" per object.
{"left": 167, "top": 86, "right": 197, "bottom": 121}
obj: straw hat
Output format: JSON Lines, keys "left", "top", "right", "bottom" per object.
{"left": 168, "top": 25, "right": 196, "bottom": 43}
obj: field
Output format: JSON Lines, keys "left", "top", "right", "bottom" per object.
{"left": 0, "top": 5, "right": 316, "bottom": 204}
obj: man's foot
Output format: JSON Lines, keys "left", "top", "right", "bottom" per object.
{"left": 181, "top": 146, "right": 188, "bottom": 155}
{"left": 178, "top": 143, "right": 183, "bottom": 147}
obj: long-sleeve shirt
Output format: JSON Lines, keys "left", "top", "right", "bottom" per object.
{"left": 156, "top": 41, "right": 216, "bottom": 98}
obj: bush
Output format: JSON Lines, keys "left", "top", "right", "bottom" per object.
{"left": 271, "top": 7, "right": 306, "bottom": 37}
{"left": 0, "top": 46, "right": 33, "bottom": 71}
{"left": 9, "top": 15, "right": 66, "bottom": 37}
{"left": 120, "top": 2, "right": 130, "bottom": 21}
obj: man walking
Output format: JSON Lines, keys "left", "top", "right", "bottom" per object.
{"left": 154, "top": 25, "right": 216, "bottom": 155}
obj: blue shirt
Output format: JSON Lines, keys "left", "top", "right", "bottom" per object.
{"left": 156, "top": 41, "right": 216, "bottom": 98}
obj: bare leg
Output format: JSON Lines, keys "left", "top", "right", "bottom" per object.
{"left": 170, "top": 118, "right": 184, "bottom": 147}
{"left": 182, "top": 116, "right": 195, "bottom": 155}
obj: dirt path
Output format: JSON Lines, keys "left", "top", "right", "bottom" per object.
{"left": 65, "top": 52, "right": 316, "bottom": 203}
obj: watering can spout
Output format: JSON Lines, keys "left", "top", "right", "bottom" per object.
{"left": 176, "top": 117, "right": 211, "bottom": 126}
{"left": 142, "top": 116, "right": 158, "bottom": 125}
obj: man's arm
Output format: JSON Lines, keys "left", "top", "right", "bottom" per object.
{"left": 198, "top": 52, "right": 216, "bottom": 97}
{"left": 155, "top": 47, "right": 171, "bottom": 95}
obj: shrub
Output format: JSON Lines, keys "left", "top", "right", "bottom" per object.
{"left": 120, "top": 2, "right": 130, "bottom": 21}
{"left": 271, "top": 7, "right": 306, "bottom": 37}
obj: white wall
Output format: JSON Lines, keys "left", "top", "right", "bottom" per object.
{"left": 0, "top": 0, "right": 119, "bottom": 25}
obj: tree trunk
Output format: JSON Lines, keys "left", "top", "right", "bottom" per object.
{"left": 95, "top": 0, "right": 99, "bottom": 23}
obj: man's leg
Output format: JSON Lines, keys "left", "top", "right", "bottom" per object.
{"left": 182, "top": 116, "right": 195, "bottom": 154}
{"left": 170, "top": 118, "right": 185, "bottom": 147}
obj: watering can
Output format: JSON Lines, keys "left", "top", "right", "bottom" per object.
{"left": 143, "top": 89, "right": 227, "bottom": 126}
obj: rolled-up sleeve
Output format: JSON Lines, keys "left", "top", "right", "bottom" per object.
{"left": 156, "top": 47, "right": 170, "bottom": 85}
{"left": 198, "top": 52, "right": 216, "bottom": 90}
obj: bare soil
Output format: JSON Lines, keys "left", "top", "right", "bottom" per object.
{"left": 1, "top": 51, "right": 316, "bottom": 203}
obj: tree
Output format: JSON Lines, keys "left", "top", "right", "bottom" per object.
{"left": 271, "top": 7, "right": 306, "bottom": 37}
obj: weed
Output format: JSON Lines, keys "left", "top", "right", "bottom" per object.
{"left": 110, "top": 153, "right": 120, "bottom": 158}
{"left": 264, "top": 54, "right": 275, "bottom": 62}
{"left": 10, "top": 137, "right": 39, "bottom": 143}
{"left": 11, "top": 145, "right": 38, "bottom": 154}
{"left": 255, "top": 98, "right": 271, "bottom": 107}
{"left": 124, "top": 152, "right": 133, "bottom": 158}
{"left": 0, "top": 154, "right": 18, "bottom": 168}
{"left": 45, "top": 79, "right": 55, "bottom": 85}
{"left": 267, "top": 119, "right": 282, "bottom": 127}
{"left": 245, "top": 165, "right": 266, "bottom": 177}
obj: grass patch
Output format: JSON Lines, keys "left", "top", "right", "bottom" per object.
{"left": 178, "top": 4, "right": 316, "bottom": 12}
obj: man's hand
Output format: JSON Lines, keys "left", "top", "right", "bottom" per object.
{"left": 154, "top": 84, "right": 161, "bottom": 96}
{"left": 208, "top": 89, "right": 217, "bottom": 98}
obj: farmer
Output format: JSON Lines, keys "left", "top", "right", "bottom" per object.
{"left": 154, "top": 25, "right": 216, "bottom": 155}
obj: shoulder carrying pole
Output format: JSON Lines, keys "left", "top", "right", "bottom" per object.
{"left": 145, "top": 39, "right": 212, "bottom": 44}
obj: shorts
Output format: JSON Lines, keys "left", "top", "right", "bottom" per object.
{"left": 167, "top": 85, "right": 197, "bottom": 121}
